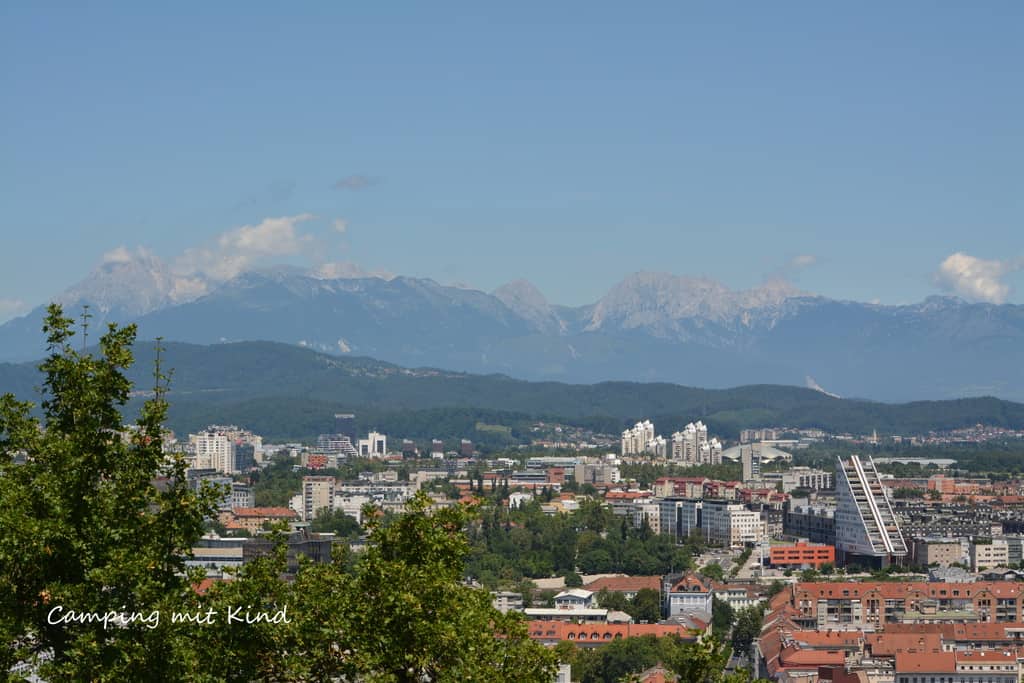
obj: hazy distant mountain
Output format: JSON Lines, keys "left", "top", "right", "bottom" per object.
{"left": 2, "top": 264, "right": 1023, "bottom": 402}
{"left": 1, "top": 340, "right": 1023, "bottom": 441}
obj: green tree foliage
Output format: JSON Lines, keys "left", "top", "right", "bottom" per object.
{"left": 700, "top": 562, "right": 726, "bottom": 582}
{"left": 631, "top": 588, "right": 663, "bottom": 623}
{"left": 712, "top": 596, "right": 736, "bottom": 637}
{"left": 0, "top": 308, "right": 559, "bottom": 682}
{"left": 0, "top": 306, "right": 222, "bottom": 680}
{"left": 464, "top": 500, "right": 693, "bottom": 587}
{"left": 891, "top": 487, "right": 925, "bottom": 499}
{"left": 730, "top": 605, "right": 766, "bottom": 659}
{"left": 564, "top": 571, "right": 584, "bottom": 588}
{"left": 596, "top": 588, "right": 662, "bottom": 623}
{"left": 563, "top": 634, "right": 761, "bottom": 683}
{"left": 308, "top": 507, "right": 362, "bottom": 539}
{"left": 596, "top": 588, "right": 630, "bottom": 612}
{"left": 250, "top": 452, "right": 303, "bottom": 507}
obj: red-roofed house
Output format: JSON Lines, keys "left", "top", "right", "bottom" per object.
{"left": 585, "top": 575, "right": 661, "bottom": 601}
{"left": 223, "top": 507, "right": 299, "bottom": 533}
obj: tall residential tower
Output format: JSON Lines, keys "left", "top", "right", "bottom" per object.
{"left": 835, "top": 454, "right": 907, "bottom": 568}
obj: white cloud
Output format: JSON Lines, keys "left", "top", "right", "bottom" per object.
{"left": 312, "top": 261, "right": 394, "bottom": 281}
{"left": 0, "top": 297, "right": 27, "bottom": 322}
{"left": 102, "top": 246, "right": 135, "bottom": 264}
{"left": 333, "top": 218, "right": 348, "bottom": 234}
{"left": 788, "top": 254, "right": 817, "bottom": 269}
{"left": 176, "top": 214, "right": 316, "bottom": 282}
{"left": 934, "top": 252, "right": 1022, "bottom": 304}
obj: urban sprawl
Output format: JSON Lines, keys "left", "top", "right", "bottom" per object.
{"left": 143, "top": 416, "right": 1024, "bottom": 682}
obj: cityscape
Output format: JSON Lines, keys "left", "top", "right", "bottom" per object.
{"left": 39, "top": 410, "right": 1024, "bottom": 682}
{"left": 3, "top": 3, "right": 1024, "bottom": 683}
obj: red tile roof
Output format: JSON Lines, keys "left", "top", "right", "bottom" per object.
{"left": 231, "top": 507, "right": 298, "bottom": 518}
{"left": 895, "top": 651, "right": 956, "bottom": 673}
{"left": 586, "top": 576, "right": 662, "bottom": 594}
{"left": 527, "top": 621, "right": 698, "bottom": 644}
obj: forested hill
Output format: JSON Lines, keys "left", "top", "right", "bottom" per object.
{"left": 1, "top": 340, "right": 1023, "bottom": 442}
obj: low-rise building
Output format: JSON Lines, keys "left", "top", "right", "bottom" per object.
{"left": 663, "top": 574, "right": 712, "bottom": 619}
{"left": 769, "top": 541, "right": 836, "bottom": 569}
{"left": 912, "top": 537, "right": 964, "bottom": 568}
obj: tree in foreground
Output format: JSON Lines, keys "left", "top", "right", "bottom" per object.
{"left": 0, "top": 306, "right": 222, "bottom": 680}
{"left": 0, "top": 306, "right": 558, "bottom": 682}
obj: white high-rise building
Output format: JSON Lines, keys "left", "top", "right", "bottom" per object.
{"left": 671, "top": 421, "right": 721, "bottom": 466}
{"left": 358, "top": 431, "right": 388, "bottom": 458}
{"left": 191, "top": 431, "right": 236, "bottom": 475}
{"left": 621, "top": 420, "right": 656, "bottom": 456}
{"left": 835, "top": 454, "right": 908, "bottom": 568}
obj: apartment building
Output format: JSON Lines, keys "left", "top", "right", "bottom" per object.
{"left": 784, "top": 581, "right": 1024, "bottom": 627}
{"left": 835, "top": 455, "right": 908, "bottom": 568}
{"left": 302, "top": 475, "right": 336, "bottom": 521}
{"left": 191, "top": 431, "right": 236, "bottom": 475}
{"left": 621, "top": 420, "right": 656, "bottom": 457}
{"left": 911, "top": 537, "right": 964, "bottom": 568}
{"left": 971, "top": 538, "right": 1010, "bottom": 572}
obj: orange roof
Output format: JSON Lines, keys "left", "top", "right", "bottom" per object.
{"left": 527, "top": 621, "right": 697, "bottom": 643}
{"left": 779, "top": 645, "right": 846, "bottom": 668}
{"left": 604, "top": 491, "right": 650, "bottom": 500}
{"left": 231, "top": 507, "right": 298, "bottom": 518}
{"left": 952, "top": 622, "right": 1024, "bottom": 641}
{"left": 958, "top": 649, "right": 1019, "bottom": 662}
{"left": 792, "top": 580, "right": 1023, "bottom": 602}
{"left": 635, "top": 666, "right": 672, "bottom": 683}
{"left": 895, "top": 651, "right": 956, "bottom": 673}
{"left": 791, "top": 630, "right": 864, "bottom": 648}
{"left": 670, "top": 574, "right": 709, "bottom": 593}
{"left": 586, "top": 576, "right": 662, "bottom": 594}
{"left": 865, "top": 632, "right": 943, "bottom": 656}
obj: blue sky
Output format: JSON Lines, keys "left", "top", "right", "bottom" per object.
{"left": 1, "top": 1, "right": 1022, "bottom": 321}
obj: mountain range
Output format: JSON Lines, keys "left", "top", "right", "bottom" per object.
{"left": 2, "top": 254, "right": 1023, "bottom": 402}
{"left": 1, "top": 340, "right": 1022, "bottom": 442}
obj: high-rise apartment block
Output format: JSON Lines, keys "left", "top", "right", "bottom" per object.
{"left": 835, "top": 455, "right": 908, "bottom": 568}
{"left": 191, "top": 431, "right": 236, "bottom": 475}
{"left": 302, "top": 476, "right": 336, "bottom": 521}
{"left": 621, "top": 420, "right": 656, "bottom": 456}
{"left": 671, "top": 421, "right": 722, "bottom": 466}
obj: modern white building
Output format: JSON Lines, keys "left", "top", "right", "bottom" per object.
{"left": 702, "top": 500, "right": 763, "bottom": 548}
{"left": 835, "top": 454, "right": 908, "bottom": 568}
{"left": 316, "top": 433, "right": 359, "bottom": 458}
{"left": 358, "top": 431, "right": 387, "bottom": 458}
{"left": 621, "top": 420, "right": 656, "bottom": 456}
{"left": 671, "top": 421, "right": 722, "bottom": 466}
